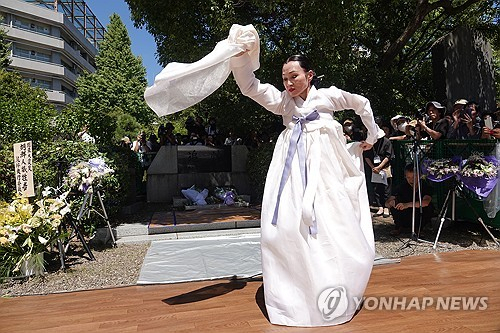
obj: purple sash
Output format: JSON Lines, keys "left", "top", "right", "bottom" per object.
{"left": 272, "top": 110, "right": 320, "bottom": 234}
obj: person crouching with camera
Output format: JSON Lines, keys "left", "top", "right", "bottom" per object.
{"left": 385, "top": 163, "right": 434, "bottom": 236}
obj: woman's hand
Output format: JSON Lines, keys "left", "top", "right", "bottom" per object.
{"left": 359, "top": 141, "right": 373, "bottom": 151}
{"left": 235, "top": 50, "right": 249, "bottom": 57}
{"left": 452, "top": 110, "right": 460, "bottom": 127}
{"left": 395, "top": 202, "right": 408, "bottom": 210}
{"left": 490, "top": 128, "right": 500, "bottom": 139}
{"left": 462, "top": 113, "right": 473, "bottom": 130}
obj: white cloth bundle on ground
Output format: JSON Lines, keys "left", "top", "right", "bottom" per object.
{"left": 144, "top": 24, "right": 260, "bottom": 116}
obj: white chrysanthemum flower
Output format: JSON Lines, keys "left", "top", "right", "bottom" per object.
{"left": 8, "top": 233, "right": 18, "bottom": 243}
{"left": 60, "top": 206, "right": 71, "bottom": 216}
{"left": 21, "top": 224, "right": 32, "bottom": 233}
{"left": 42, "top": 187, "right": 52, "bottom": 197}
{"left": 38, "top": 235, "right": 48, "bottom": 245}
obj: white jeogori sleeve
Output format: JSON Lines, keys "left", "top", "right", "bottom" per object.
{"left": 323, "top": 86, "right": 384, "bottom": 145}
{"left": 144, "top": 24, "right": 260, "bottom": 116}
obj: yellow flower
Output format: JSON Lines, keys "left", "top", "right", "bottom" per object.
{"left": 0, "top": 236, "right": 8, "bottom": 245}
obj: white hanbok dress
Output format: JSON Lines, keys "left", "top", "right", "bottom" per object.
{"left": 231, "top": 54, "right": 380, "bottom": 327}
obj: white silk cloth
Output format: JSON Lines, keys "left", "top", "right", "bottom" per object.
{"left": 144, "top": 24, "right": 260, "bottom": 116}
{"left": 484, "top": 142, "right": 500, "bottom": 218}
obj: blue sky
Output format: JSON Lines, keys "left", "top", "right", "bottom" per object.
{"left": 84, "top": 0, "right": 163, "bottom": 86}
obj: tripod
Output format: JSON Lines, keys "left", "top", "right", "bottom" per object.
{"left": 433, "top": 177, "right": 500, "bottom": 249}
{"left": 53, "top": 161, "right": 95, "bottom": 269}
{"left": 73, "top": 189, "right": 117, "bottom": 249}
{"left": 397, "top": 139, "right": 433, "bottom": 251}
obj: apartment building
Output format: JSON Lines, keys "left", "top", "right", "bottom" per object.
{"left": 0, "top": 0, "right": 104, "bottom": 110}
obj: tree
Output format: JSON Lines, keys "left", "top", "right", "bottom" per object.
{"left": 125, "top": 0, "right": 498, "bottom": 127}
{"left": 0, "top": 25, "right": 11, "bottom": 69}
{"left": 0, "top": 70, "right": 56, "bottom": 147}
{"left": 75, "top": 13, "right": 154, "bottom": 144}
{"left": 378, "top": 0, "right": 485, "bottom": 68}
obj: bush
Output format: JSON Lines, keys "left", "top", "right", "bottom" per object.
{"left": 0, "top": 139, "right": 138, "bottom": 235}
{"left": 246, "top": 142, "right": 275, "bottom": 202}
{"left": 0, "top": 146, "right": 15, "bottom": 201}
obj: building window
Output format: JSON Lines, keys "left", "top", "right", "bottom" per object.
{"left": 23, "top": 77, "right": 52, "bottom": 90}
{"left": 35, "top": 25, "right": 50, "bottom": 35}
{"left": 35, "top": 52, "right": 50, "bottom": 62}
{"left": 61, "top": 85, "right": 76, "bottom": 98}
{"left": 14, "top": 46, "right": 51, "bottom": 62}
{"left": 13, "top": 16, "right": 50, "bottom": 35}
{"left": 15, "top": 47, "right": 31, "bottom": 58}
{"left": 13, "top": 18, "right": 30, "bottom": 30}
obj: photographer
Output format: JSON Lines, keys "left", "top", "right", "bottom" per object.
{"left": 385, "top": 164, "right": 434, "bottom": 236}
{"left": 389, "top": 115, "right": 411, "bottom": 140}
{"left": 482, "top": 108, "right": 500, "bottom": 139}
{"left": 342, "top": 118, "right": 364, "bottom": 141}
{"left": 131, "top": 132, "right": 151, "bottom": 153}
{"left": 448, "top": 100, "right": 483, "bottom": 139}
{"left": 415, "top": 101, "right": 449, "bottom": 140}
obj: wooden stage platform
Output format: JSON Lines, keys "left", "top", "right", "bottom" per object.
{"left": 1, "top": 250, "right": 500, "bottom": 332}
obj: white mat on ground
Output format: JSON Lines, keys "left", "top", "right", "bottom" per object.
{"left": 137, "top": 234, "right": 262, "bottom": 284}
{"left": 137, "top": 234, "right": 400, "bottom": 284}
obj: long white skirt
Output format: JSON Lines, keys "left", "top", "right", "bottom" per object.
{"left": 260, "top": 124, "right": 375, "bottom": 327}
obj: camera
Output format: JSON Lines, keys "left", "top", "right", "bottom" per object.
{"left": 414, "top": 108, "right": 429, "bottom": 122}
{"left": 460, "top": 107, "right": 472, "bottom": 119}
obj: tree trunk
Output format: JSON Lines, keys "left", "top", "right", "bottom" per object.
{"left": 380, "top": 0, "right": 483, "bottom": 69}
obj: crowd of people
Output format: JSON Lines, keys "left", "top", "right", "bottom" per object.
{"left": 114, "top": 98, "right": 499, "bottom": 236}
{"left": 120, "top": 116, "right": 273, "bottom": 154}
{"left": 343, "top": 99, "right": 500, "bottom": 236}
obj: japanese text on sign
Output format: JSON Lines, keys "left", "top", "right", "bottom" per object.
{"left": 13, "top": 141, "right": 35, "bottom": 197}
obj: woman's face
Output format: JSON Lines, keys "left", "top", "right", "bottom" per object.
{"left": 468, "top": 104, "right": 477, "bottom": 118}
{"left": 282, "top": 61, "right": 313, "bottom": 100}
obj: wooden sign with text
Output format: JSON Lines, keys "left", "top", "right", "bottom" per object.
{"left": 13, "top": 141, "right": 35, "bottom": 197}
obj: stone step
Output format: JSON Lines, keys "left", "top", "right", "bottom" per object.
{"left": 116, "top": 227, "right": 261, "bottom": 244}
{"left": 115, "top": 223, "right": 149, "bottom": 237}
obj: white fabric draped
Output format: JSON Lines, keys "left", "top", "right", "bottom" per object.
{"left": 144, "top": 24, "right": 260, "bottom": 116}
{"left": 484, "top": 142, "right": 500, "bottom": 218}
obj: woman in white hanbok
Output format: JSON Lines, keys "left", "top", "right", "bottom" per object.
{"left": 231, "top": 53, "right": 381, "bottom": 327}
